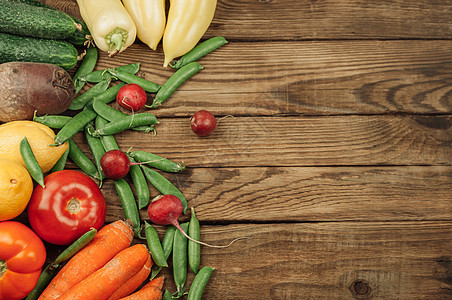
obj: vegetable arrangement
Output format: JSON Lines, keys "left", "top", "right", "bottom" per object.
{"left": 0, "top": 0, "right": 241, "bottom": 298}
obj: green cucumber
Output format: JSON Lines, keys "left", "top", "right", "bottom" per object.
{"left": 0, "top": 33, "right": 79, "bottom": 70}
{"left": 0, "top": 0, "right": 79, "bottom": 40}
{"left": 10, "top": 0, "right": 91, "bottom": 46}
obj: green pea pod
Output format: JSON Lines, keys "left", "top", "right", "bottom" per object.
{"left": 162, "top": 290, "right": 173, "bottom": 300}
{"left": 171, "top": 36, "right": 228, "bottom": 69}
{"left": 50, "top": 143, "right": 70, "bottom": 173}
{"left": 25, "top": 228, "right": 97, "bottom": 300}
{"left": 91, "top": 113, "right": 158, "bottom": 137}
{"left": 173, "top": 222, "right": 189, "bottom": 297}
{"left": 150, "top": 225, "right": 176, "bottom": 279}
{"left": 79, "top": 63, "right": 141, "bottom": 83}
{"left": 33, "top": 114, "right": 72, "bottom": 129}
{"left": 92, "top": 98, "right": 155, "bottom": 133}
{"left": 188, "top": 207, "right": 201, "bottom": 274}
{"left": 187, "top": 266, "right": 215, "bottom": 300}
{"left": 145, "top": 222, "right": 168, "bottom": 267}
{"left": 68, "top": 79, "right": 110, "bottom": 110}
{"left": 141, "top": 166, "right": 188, "bottom": 214}
{"left": 20, "top": 137, "right": 45, "bottom": 188}
{"left": 73, "top": 46, "right": 98, "bottom": 94}
{"left": 88, "top": 82, "right": 126, "bottom": 106}
{"left": 114, "top": 179, "right": 142, "bottom": 238}
{"left": 129, "top": 159, "right": 150, "bottom": 209}
{"left": 148, "top": 62, "right": 203, "bottom": 109}
{"left": 84, "top": 123, "right": 106, "bottom": 182}
{"left": 52, "top": 108, "right": 97, "bottom": 146}
{"left": 67, "top": 139, "right": 99, "bottom": 179}
{"left": 95, "top": 116, "right": 120, "bottom": 151}
{"left": 106, "top": 68, "right": 160, "bottom": 93}
{"left": 130, "top": 150, "right": 185, "bottom": 173}
{"left": 53, "top": 228, "right": 97, "bottom": 265}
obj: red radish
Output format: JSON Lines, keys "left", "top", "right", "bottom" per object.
{"left": 147, "top": 194, "right": 249, "bottom": 248}
{"left": 116, "top": 83, "right": 147, "bottom": 111}
{"left": 190, "top": 110, "right": 217, "bottom": 137}
{"left": 100, "top": 149, "right": 131, "bottom": 180}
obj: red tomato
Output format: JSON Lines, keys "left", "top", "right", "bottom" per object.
{"left": 27, "top": 170, "right": 107, "bottom": 245}
{"left": 0, "top": 221, "right": 46, "bottom": 300}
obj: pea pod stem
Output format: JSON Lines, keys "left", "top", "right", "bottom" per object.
{"left": 148, "top": 62, "right": 203, "bottom": 109}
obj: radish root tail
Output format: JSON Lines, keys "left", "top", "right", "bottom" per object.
{"left": 174, "top": 222, "right": 250, "bottom": 248}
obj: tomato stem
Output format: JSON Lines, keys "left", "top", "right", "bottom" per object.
{"left": 0, "top": 259, "right": 7, "bottom": 278}
{"left": 67, "top": 198, "right": 81, "bottom": 214}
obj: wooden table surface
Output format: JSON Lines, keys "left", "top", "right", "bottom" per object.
{"left": 25, "top": 0, "right": 452, "bottom": 299}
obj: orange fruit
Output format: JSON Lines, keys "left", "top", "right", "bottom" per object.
{"left": 0, "top": 158, "right": 33, "bottom": 221}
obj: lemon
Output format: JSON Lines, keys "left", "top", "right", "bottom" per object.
{"left": 0, "top": 158, "right": 33, "bottom": 221}
{"left": 0, "top": 121, "right": 68, "bottom": 173}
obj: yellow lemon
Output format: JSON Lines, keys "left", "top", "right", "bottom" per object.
{"left": 0, "top": 158, "right": 33, "bottom": 221}
{"left": 0, "top": 121, "right": 68, "bottom": 173}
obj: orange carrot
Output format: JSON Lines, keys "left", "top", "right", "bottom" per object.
{"left": 142, "top": 276, "right": 165, "bottom": 290}
{"left": 39, "top": 220, "right": 135, "bottom": 300}
{"left": 58, "top": 244, "right": 150, "bottom": 300}
{"left": 107, "top": 255, "right": 153, "bottom": 300}
{"left": 118, "top": 287, "right": 163, "bottom": 300}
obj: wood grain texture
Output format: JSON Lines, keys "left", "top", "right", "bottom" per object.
{"left": 94, "top": 166, "right": 452, "bottom": 223}
{"left": 71, "top": 40, "right": 452, "bottom": 117}
{"left": 46, "top": 0, "right": 452, "bottom": 40}
{"left": 151, "top": 222, "right": 452, "bottom": 299}
{"left": 91, "top": 115, "right": 451, "bottom": 167}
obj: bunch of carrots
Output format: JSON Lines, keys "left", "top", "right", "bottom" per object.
{"left": 38, "top": 220, "right": 164, "bottom": 300}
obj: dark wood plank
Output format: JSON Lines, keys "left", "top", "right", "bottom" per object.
{"left": 47, "top": 0, "right": 452, "bottom": 40}
{"left": 152, "top": 222, "right": 452, "bottom": 299}
{"left": 91, "top": 115, "right": 451, "bottom": 167}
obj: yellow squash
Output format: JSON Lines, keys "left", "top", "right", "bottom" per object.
{"left": 77, "top": 0, "right": 137, "bottom": 56}
{"left": 122, "top": 0, "right": 166, "bottom": 51}
{"left": 162, "top": 0, "right": 217, "bottom": 67}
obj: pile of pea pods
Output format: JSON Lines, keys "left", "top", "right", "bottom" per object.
{"left": 31, "top": 36, "right": 228, "bottom": 299}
